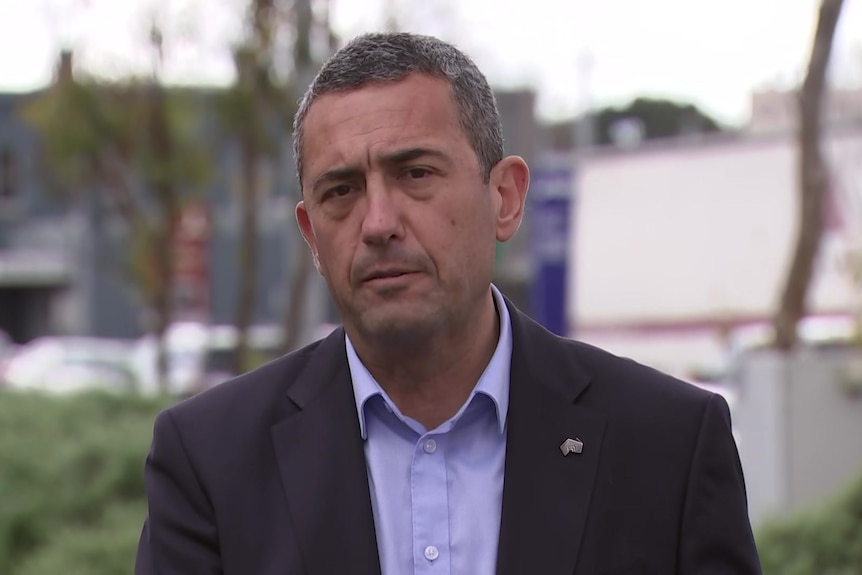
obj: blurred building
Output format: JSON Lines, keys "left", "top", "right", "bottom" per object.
{"left": 0, "top": 94, "right": 302, "bottom": 345}
{"left": 570, "top": 120, "right": 862, "bottom": 379}
{"left": 0, "top": 52, "right": 313, "bottom": 345}
{"left": 0, "top": 53, "right": 539, "bottom": 344}
{"left": 0, "top": 92, "right": 73, "bottom": 344}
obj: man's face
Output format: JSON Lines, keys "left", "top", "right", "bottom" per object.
{"left": 296, "top": 73, "right": 525, "bottom": 344}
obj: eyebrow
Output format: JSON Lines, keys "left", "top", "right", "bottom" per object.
{"left": 310, "top": 147, "right": 451, "bottom": 194}
{"left": 312, "top": 166, "right": 364, "bottom": 193}
{"left": 379, "top": 147, "right": 451, "bottom": 166}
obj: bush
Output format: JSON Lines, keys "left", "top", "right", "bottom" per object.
{"left": 756, "top": 473, "right": 862, "bottom": 575}
{"left": 0, "top": 391, "right": 172, "bottom": 575}
{"left": 2, "top": 390, "right": 860, "bottom": 574}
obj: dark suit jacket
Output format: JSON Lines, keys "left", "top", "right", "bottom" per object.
{"left": 135, "top": 301, "right": 761, "bottom": 574}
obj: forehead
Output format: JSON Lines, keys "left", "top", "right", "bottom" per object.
{"left": 301, "top": 74, "right": 472, "bottom": 180}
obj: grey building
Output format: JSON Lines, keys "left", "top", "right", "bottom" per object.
{"left": 0, "top": 91, "right": 77, "bottom": 344}
{"left": 0, "top": 89, "right": 312, "bottom": 345}
{"left": 0, "top": 70, "right": 538, "bottom": 346}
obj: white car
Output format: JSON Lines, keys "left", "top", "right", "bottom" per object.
{"left": 3, "top": 336, "right": 138, "bottom": 394}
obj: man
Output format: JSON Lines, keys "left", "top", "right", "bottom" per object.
{"left": 136, "top": 32, "right": 761, "bottom": 575}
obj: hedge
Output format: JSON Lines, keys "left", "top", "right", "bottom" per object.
{"left": 756, "top": 472, "right": 862, "bottom": 574}
{"left": 0, "top": 391, "right": 171, "bottom": 575}
{"left": 1, "top": 391, "right": 860, "bottom": 574}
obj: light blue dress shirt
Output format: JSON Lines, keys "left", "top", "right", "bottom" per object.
{"left": 346, "top": 285, "right": 513, "bottom": 575}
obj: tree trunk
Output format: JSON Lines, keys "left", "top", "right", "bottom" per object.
{"left": 152, "top": 201, "right": 177, "bottom": 393}
{"left": 281, "top": 244, "right": 312, "bottom": 353}
{"left": 152, "top": 277, "right": 171, "bottom": 395}
{"left": 280, "top": 0, "right": 318, "bottom": 355}
{"left": 233, "top": 141, "right": 260, "bottom": 374}
{"left": 773, "top": 0, "right": 846, "bottom": 350}
{"left": 149, "top": 77, "right": 178, "bottom": 392}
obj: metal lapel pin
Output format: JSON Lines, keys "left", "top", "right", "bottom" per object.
{"left": 560, "top": 438, "right": 584, "bottom": 456}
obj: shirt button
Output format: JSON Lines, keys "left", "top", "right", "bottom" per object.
{"left": 424, "top": 545, "right": 439, "bottom": 561}
{"left": 423, "top": 439, "right": 437, "bottom": 454}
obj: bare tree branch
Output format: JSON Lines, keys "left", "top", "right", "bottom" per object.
{"left": 773, "top": 0, "right": 847, "bottom": 350}
{"left": 93, "top": 148, "right": 146, "bottom": 228}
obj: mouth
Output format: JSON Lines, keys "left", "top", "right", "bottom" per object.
{"left": 362, "top": 270, "right": 419, "bottom": 283}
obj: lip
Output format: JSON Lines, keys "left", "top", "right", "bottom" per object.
{"left": 362, "top": 270, "right": 420, "bottom": 285}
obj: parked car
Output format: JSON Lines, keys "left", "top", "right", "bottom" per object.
{"left": 2, "top": 336, "right": 138, "bottom": 394}
{"left": 131, "top": 322, "right": 285, "bottom": 397}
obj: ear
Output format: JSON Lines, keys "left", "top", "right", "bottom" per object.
{"left": 489, "top": 155, "right": 530, "bottom": 242}
{"left": 295, "top": 200, "right": 323, "bottom": 274}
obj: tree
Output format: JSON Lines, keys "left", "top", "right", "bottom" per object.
{"left": 773, "top": 0, "right": 847, "bottom": 350}
{"left": 279, "top": 0, "right": 339, "bottom": 355}
{"left": 219, "top": 0, "right": 291, "bottom": 374}
{"left": 218, "top": 0, "right": 339, "bottom": 367}
{"left": 544, "top": 98, "right": 723, "bottom": 150}
{"left": 594, "top": 98, "right": 723, "bottom": 144}
{"left": 21, "top": 25, "right": 211, "bottom": 391}
{"left": 279, "top": 0, "right": 316, "bottom": 356}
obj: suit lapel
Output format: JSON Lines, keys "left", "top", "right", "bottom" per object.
{"left": 497, "top": 307, "right": 607, "bottom": 575}
{"left": 270, "top": 328, "right": 381, "bottom": 575}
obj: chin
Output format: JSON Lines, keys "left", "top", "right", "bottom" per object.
{"left": 357, "top": 310, "right": 440, "bottom": 345}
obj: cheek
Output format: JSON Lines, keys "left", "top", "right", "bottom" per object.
{"left": 315, "top": 231, "right": 354, "bottom": 282}
{"left": 453, "top": 205, "right": 498, "bottom": 264}
{"left": 432, "top": 209, "right": 490, "bottom": 267}
{"left": 443, "top": 198, "right": 493, "bottom": 240}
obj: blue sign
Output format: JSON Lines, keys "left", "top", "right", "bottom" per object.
{"left": 528, "top": 158, "right": 576, "bottom": 337}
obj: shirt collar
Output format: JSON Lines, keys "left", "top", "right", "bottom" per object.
{"left": 347, "top": 284, "right": 513, "bottom": 439}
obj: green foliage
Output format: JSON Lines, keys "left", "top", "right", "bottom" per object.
{"left": 19, "top": 75, "right": 214, "bottom": 333}
{"left": 756, "top": 474, "right": 862, "bottom": 574}
{"left": 2, "top": 391, "right": 860, "bottom": 574}
{"left": 215, "top": 45, "right": 296, "bottom": 156}
{"left": 20, "top": 81, "right": 108, "bottom": 188}
{"left": 132, "top": 88, "right": 214, "bottom": 192}
{"left": 12, "top": 503, "right": 147, "bottom": 575}
{"left": 592, "top": 97, "right": 723, "bottom": 145}
{"left": 0, "top": 391, "right": 172, "bottom": 575}
{"left": 21, "top": 79, "right": 212, "bottom": 196}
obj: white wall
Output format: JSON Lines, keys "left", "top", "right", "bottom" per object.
{"left": 572, "top": 130, "right": 862, "bottom": 325}
{"left": 568, "top": 129, "right": 862, "bottom": 375}
{"left": 734, "top": 349, "right": 862, "bottom": 527}
{"left": 733, "top": 350, "right": 790, "bottom": 527}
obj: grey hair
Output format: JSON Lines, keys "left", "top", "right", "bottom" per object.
{"left": 292, "top": 32, "right": 505, "bottom": 188}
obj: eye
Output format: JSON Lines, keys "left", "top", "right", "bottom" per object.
{"left": 324, "top": 184, "right": 353, "bottom": 199}
{"left": 404, "top": 167, "right": 432, "bottom": 180}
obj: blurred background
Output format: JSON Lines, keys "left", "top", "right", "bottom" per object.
{"left": 0, "top": 0, "right": 861, "bottom": 573}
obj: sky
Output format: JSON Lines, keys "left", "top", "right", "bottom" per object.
{"left": 0, "top": 0, "right": 860, "bottom": 126}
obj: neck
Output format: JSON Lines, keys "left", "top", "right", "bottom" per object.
{"left": 351, "top": 289, "right": 500, "bottom": 430}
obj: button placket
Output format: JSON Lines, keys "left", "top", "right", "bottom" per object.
{"left": 412, "top": 433, "right": 449, "bottom": 573}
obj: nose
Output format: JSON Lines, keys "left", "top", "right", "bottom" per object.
{"left": 360, "top": 182, "right": 403, "bottom": 246}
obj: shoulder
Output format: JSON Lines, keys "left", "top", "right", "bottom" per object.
{"left": 558, "top": 337, "right": 729, "bottom": 439}
{"left": 516, "top": 311, "right": 723, "bottom": 430}
{"left": 544, "top": 337, "right": 737, "bottom": 479}
{"left": 567, "top": 338, "right": 712, "bottom": 403}
{"left": 160, "top": 335, "right": 332, "bottom": 439}
{"left": 510, "top": 304, "right": 715, "bottom": 412}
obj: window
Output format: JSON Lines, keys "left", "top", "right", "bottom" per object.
{"left": 0, "top": 147, "right": 17, "bottom": 200}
